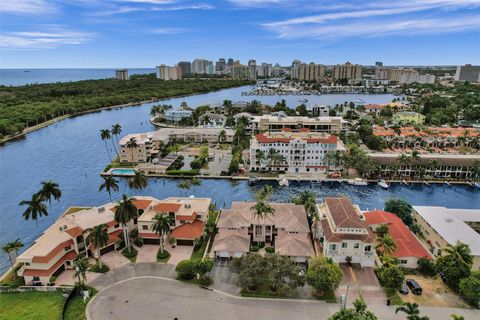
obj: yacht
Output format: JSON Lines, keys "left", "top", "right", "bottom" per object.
{"left": 378, "top": 179, "right": 389, "bottom": 189}
{"left": 278, "top": 178, "right": 289, "bottom": 187}
{"left": 348, "top": 178, "right": 368, "bottom": 186}
{"left": 298, "top": 98, "right": 308, "bottom": 103}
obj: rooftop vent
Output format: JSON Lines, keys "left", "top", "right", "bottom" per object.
{"left": 98, "top": 207, "right": 105, "bottom": 213}
{"left": 185, "top": 204, "right": 191, "bottom": 209}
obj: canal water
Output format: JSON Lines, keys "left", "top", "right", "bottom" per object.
{"left": 0, "top": 85, "right": 478, "bottom": 272}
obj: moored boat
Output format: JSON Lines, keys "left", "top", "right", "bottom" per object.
{"left": 278, "top": 178, "right": 289, "bottom": 187}
{"left": 348, "top": 178, "right": 368, "bottom": 186}
{"left": 378, "top": 179, "right": 389, "bottom": 189}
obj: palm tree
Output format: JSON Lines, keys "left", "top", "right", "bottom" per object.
{"left": 19, "top": 193, "right": 48, "bottom": 226}
{"left": 257, "top": 185, "right": 273, "bottom": 201}
{"left": 395, "top": 302, "right": 420, "bottom": 320}
{"left": 12, "top": 239, "right": 24, "bottom": 257}
{"left": 114, "top": 195, "right": 138, "bottom": 253}
{"left": 324, "top": 151, "right": 337, "bottom": 172}
{"left": 86, "top": 224, "right": 109, "bottom": 268}
{"left": 250, "top": 200, "right": 275, "bottom": 221}
{"left": 152, "top": 214, "right": 171, "bottom": 254}
{"left": 2, "top": 241, "right": 17, "bottom": 278}
{"left": 128, "top": 171, "right": 148, "bottom": 190}
{"left": 254, "top": 149, "right": 266, "bottom": 167}
{"left": 376, "top": 234, "right": 397, "bottom": 256}
{"left": 397, "top": 153, "right": 410, "bottom": 167}
{"left": 100, "top": 129, "right": 112, "bottom": 162}
{"left": 38, "top": 180, "right": 62, "bottom": 207}
{"left": 177, "top": 180, "right": 191, "bottom": 196}
{"left": 450, "top": 315, "right": 465, "bottom": 320}
{"left": 443, "top": 242, "right": 473, "bottom": 270}
{"left": 218, "top": 130, "right": 227, "bottom": 143}
{"left": 99, "top": 176, "right": 120, "bottom": 200}
{"left": 73, "top": 255, "right": 89, "bottom": 289}
{"left": 125, "top": 137, "right": 138, "bottom": 165}
{"left": 411, "top": 150, "right": 420, "bottom": 161}
{"left": 111, "top": 123, "right": 122, "bottom": 145}
{"left": 190, "top": 177, "right": 201, "bottom": 195}
{"left": 292, "top": 190, "right": 317, "bottom": 215}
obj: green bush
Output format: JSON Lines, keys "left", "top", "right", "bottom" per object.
{"left": 190, "top": 159, "right": 203, "bottom": 170}
{"left": 265, "top": 247, "right": 274, "bottom": 253}
{"left": 157, "top": 250, "right": 170, "bottom": 260}
{"left": 175, "top": 259, "right": 195, "bottom": 280}
{"left": 134, "top": 237, "right": 144, "bottom": 247}
{"left": 166, "top": 169, "right": 199, "bottom": 176}
{"left": 198, "top": 275, "right": 213, "bottom": 286}
{"left": 130, "top": 229, "right": 138, "bottom": 238}
{"left": 89, "top": 263, "right": 110, "bottom": 273}
{"left": 250, "top": 245, "right": 259, "bottom": 252}
{"left": 258, "top": 242, "right": 265, "bottom": 249}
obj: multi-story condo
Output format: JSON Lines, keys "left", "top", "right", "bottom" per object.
{"left": 192, "top": 58, "right": 209, "bottom": 74}
{"left": 115, "top": 69, "right": 129, "bottom": 80}
{"left": 374, "top": 67, "right": 390, "bottom": 80}
{"left": 249, "top": 129, "right": 341, "bottom": 174}
{"left": 16, "top": 196, "right": 211, "bottom": 285}
{"left": 205, "top": 61, "right": 214, "bottom": 75}
{"left": 298, "top": 63, "right": 326, "bottom": 82}
{"left": 455, "top": 64, "right": 480, "bottom": 82}
{"left": 177, "top": 61, "right": 191, "bottom": 76}
{"left": 213, "top": 202, "right": 315, "bottom": 263}
{"left": 291, "top": 59, "right": 301, "bottom": 79}
{"left": 257, "top": 63, "right": 273, "bottom": 77}
{"left": 216, "top": 58, "right": 226, "bottom": 73}
{"left": 156, "top": 64, "right": 182, "bottom": 80}
{"left": 164, "top": 110, "right": 193, "bottom": 123}
{"left": 250, "top": 114, "right": 348, "bottom": 133}
{"left": 198, "top": 112, "right": 226, "bottom": 128}
{"left": 312, "top": 105, "right": 329, "bottom": 117}
{"left": 248, "top": 59, "right": 257, "bottom": 80}
{"left": 138, "top": 197, "right": 211, "bottom": 246}
{"left": 227, "top": 58, "right": 234, "bottom": 67}
{"left": 272, "top": 63, "right": 284, "bottom": 77}
{"left": 231, "top": 63, "right": 249, "bottom": 79}
{"left": 412, "top": 206, "right": 480, "bottom": 270}
{"left": 332, "top": 62, "right": 362, "bottom": 83}
{"left": 364, "top": 210, "right": 433, "bottom": 269}
{"left": 119, "top": 128, "right": 235, "bottom": 163}
{"left": 317, "top": 197, "right": 376, "bottom": 267}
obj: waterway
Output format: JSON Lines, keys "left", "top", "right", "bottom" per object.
{"left": 0, "top": 85, "right": 478, "bottom": 272}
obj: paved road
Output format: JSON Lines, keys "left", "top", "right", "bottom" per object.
{"left": 87, "top": 277, "right": 480, "bottom": 320}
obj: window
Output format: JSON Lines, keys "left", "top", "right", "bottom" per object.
{"left": 354, "top": 243, "right": 360, "bottom": 249}
{"left": 329, "top": 244, "right": 337, "bottom": 251}
{"left": 342, "top": 243, "right": 348, "bottom": 249}
{"left": 364, "top": 245, "right": 372, "bottom": 252}
{"left": 142, "top": 225, "right": 148, "bottom": 230}
{"left": 114, "top": 224, "right": 119, "bottom": 229}
{"left": 64, "top": 246, "right": 71, "bottom": 252}
{"left": 399, "top": 259, "right": 408, "bottom": 264}
{"left": 25, "top": 262, "right": 30, "bottom": 266}
{"left": 180, "top": 220, "right": 185, "bottom": 224}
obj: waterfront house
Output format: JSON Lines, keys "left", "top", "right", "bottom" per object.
{"left": 412, "top": 206, "right": 480, "bottom": 271}
{"left": 198, "top": 112, "right": 226, "bottom": 128}
{"left": 164, "top": 110, "right": 192, "bottom": 123}
{"left": 213, "top": 202, "right": 315, "bottom": 263}
{"left": 316, "top": 197, "right": 376, "bottom": 267}
{"left": 363, "top": 210, "right": 433, "bottom": 269}
{"left": 249, "top": 128, "right": 343, "bottom": 174}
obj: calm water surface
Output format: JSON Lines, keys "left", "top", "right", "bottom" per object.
{"left": 0, "top": 85, "right": 478, "bottom": 272}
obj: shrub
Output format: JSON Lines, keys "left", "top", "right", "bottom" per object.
{"left": 166, "top": 169, "right": 199, "bottom": 176}
{"left": 157, "top": 250, "right": 170, "bottom": 260}
{"left": 198, "top": 275, "right": 213, "bottom": 286}
{"left": 130, "top": 229, "right": 138, "bottom": 238}
{"left": 175, "top": 259, "right": 195, "bottom": 280}
{"left": 417, "top": 257, "right": 435, "bottom": 276}
{"left": 190, "top": 159, "right": 203, "bottom": 170}
{"left": 134, "top": 237, "right": 144, "bottom": 247}
{"left": 250, "top": 245, "right": 259, "bottom": 252}
{"left": 459, "top": 270, "right": 480, "bottom": 307}
{"left": 89, "top": 263, "right": 110, "bottom": 273}
{"left": 258, "top": 242, "right": 265, "bottom": 249}
{"left": 48, "top": 276, "right": 56, "bottom": 286}
{"left": 265, "top": 247, "right": 274, "bottom": 253}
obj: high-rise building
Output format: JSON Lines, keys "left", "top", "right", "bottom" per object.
{"left": 231, "top": 62, "right": 248, "bottom": 79}
{"left": 115, "top": 69, "right": 129, "bottom": 80}
{"left": 291, "top": 60, "right": 301, "bottom": 79}
{"left": 177, "top": 61, "right": 191, "bottom": 76}
{"left": 216, "top": 58, "right": 226, "bottom": 73}
{"left": 227, "top": 58, "right": 234, "bottom": 67}
{"left": 272, "top": 63, "right": 284, "bottom": 77}
{"left": 192, "top": 58, "right": 209, "bottom": 74}
{"left": 248, "top": 59, "right": 257, "bottom": 80}
{"left": 332, "top": 62, "right": 362, "bottom": 82}
{"left": 455, "top": 64, "right": 480, "bottom": 82}
{"left": 298, "top": 63, "right": 326, "bottom": 82}
{"left": 257, "top": 63, "right": 273, "bottom": 78}
{"left": 374, "top": 67, "right": 390, "bottom": 80}
{"left": 156, "top": 64, "right": 182, "bottom": 80}
{"left": 206, "top": 61, "right": 214, "bottom": 75}
{"left": 375, "top": 61, "right": 383, "bottom": 67}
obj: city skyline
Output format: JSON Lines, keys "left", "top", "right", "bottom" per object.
{"left": 1, "top": 0, "right": 480, "bottom": 68}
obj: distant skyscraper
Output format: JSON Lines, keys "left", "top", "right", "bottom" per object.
{"left": 232, "top": 62, "right": 248, "bottom": 79}
{"left": 298, "top": 63, "right": 326, "bottom": 82}
{"left": 291, "top": 60, "right": 301, "bottom": 79}
{"left": 332, "top": 62, "right": 362, "bottom": 83}
{"left": 192, "top": 58, "right": 209, "bottom": 74}
{"left": 227, "top": 58, "right": 234, "bottom": 67}
{"left": 375, "top": 61, "right": 383, "bottom": 67}
{"left": 156, "top": 65, "right": 182, "bottom": 80}
{"left": 375, "top": 67, "right": 389, "bottom": 79}
{"left": 248, "top": 59, "right": 257, "bottom": 80}
{"left": 115, "top": 69, "right": 129, "bottom": 80}
{"left": 455, "top": 64, "right": 480, "bottom": 82}
{"left": 216, "top": 58, "right": 226, "bottom": 72}
{"left": 178, "top": 61, "right": 191, "bottom": 75}
{"left": 257, "top": 63, "right": 273, "bottom": 77}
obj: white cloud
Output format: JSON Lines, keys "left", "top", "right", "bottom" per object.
{"left": 117, "top": 0, "right": 176, "bottom": 4}
{"left": 149, "top": 27, "right": 186, "bottom": 34}
{"left": 90, "top": 6, "right": 143, "bottom": 16}
{"left": 151, "top": 4, "right": 213, "bottom": 11}
{"left": 228, "top": 0, "right": 292, "bottom": 7}
{"left": 1, "top": 25, "right": 94, "bottom": 50}
{"left": 0, "top": 0, "right": 56, "bottom": 14}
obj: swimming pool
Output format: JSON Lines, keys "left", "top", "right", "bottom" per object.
{"left": 110, "top": 168, "right": 135, "bottom": 175}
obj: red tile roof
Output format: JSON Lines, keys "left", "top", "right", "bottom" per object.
{"left": 31, "top": 240, "right": 74, "bottom": 263}
{"left": 325, "top": 197, "right": 366, "bottom": 229}
{"left": 23, "top": 250, "right": 78, "bottom": 277}
{"left": 90, "top": 229, "right": 123, "bottom": 251}
{"left": 110, "top": 199, "right": 153, "bottom": 212}
{"left": 363, "top": 210, "right": 432, "bottom": 260}
{"left": 175, "top": 213, "right": 197, "bottom": 222}
{"left": 170, "top": 220, "right": 204, "bottom": 240}
{"left": 64, "top": 226, "right": 84, "bottom": 238}
{"left": 155, "top": 203, "right": 182, "bottom": 213}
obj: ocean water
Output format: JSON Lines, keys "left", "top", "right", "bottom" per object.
{"left": 0, "top": 68, "right": 156, "bottom": 86}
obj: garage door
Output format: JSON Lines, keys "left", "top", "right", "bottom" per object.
{"left": 176, "top": 239, "right": 194, "bottom": 246}
{"left": 100, "top": 244, "right": 115, "bottom": 255}
{"left": 143, "top": 238, "right": 160, "bottom": 245}
{"left": 218, "top": 251, "right": 229, "bottom": 258}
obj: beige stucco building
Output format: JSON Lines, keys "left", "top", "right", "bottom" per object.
{"left": 250, "top": 114, "right": 348, "bottom": 134}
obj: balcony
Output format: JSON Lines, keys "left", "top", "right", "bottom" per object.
{"left": 364, "top": 251, "right": 374, "bottom": 256}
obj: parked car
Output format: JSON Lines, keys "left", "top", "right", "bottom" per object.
{"left": 406, "top": 279, "right": 422, "bottom": 295}
{"left": 399, "top": 282, "right": 409, "bottom": 294}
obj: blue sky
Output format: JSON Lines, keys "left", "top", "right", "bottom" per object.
{"left": 1, "top": 0, "right": 480, "bottom": 68}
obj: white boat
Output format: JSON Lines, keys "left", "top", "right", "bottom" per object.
{"left": 473, "top": 182, "right": 480, "bottom": 189}
{"left": 348, "top": 178, "right": 368, "bottom": 186}
{"left": 278, "top": 178, "right": 289, "bottom": 187}
{"left": 298, "top": 98, "right": 308, "bottom": 103}
{"left": 378, "top": 179, "right": 389, "bottom": 189}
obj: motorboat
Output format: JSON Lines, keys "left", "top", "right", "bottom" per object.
{"left": 278, "top": 178, "right": 289, "bottom": 187}
{"left": 298, "top": 98, "right": 308, "bottom": 103}
{"left": 348, "top": 178, "right": 368, "bottom": 186}
{"left": 378, "top": 179, "right": 389, "bottom": 189}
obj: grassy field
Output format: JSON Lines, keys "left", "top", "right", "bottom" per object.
{"left": 0, "top": 291, "right": 65, "bottom": 320}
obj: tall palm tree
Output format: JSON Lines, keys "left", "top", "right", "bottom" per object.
{"left": 86, "top": 224, "right": 109, "bottom": 268}
{"left": 190, "top": 177, "right": 201, "bottom": 195}
{"left": 218, "top": 130, "right": 227, "bottom": 143}
{"left": 125, "top": 137, "right": 138, "bottom": 165}
{"left": 177, "top": 180, "right": 191, "bottom": 196}
{"left": 114, "top": 195, "right": 138, "bottom": 253}
{"left": 397, "top": 153, "right": 410, "bottom": 167}
{"left": 128, "top": 171, "right": 148, "bottom": 190}
{"left": 411, "top": 150, "right": 420, "bottom": 161}
{"left": 376, "top": 234, "right": 397, "bottom": 256}
{"left": 152, "top": 214, "right": 171, "bottom": 254}
{"left": 324, "top": 151, "right": 337, "bottom": 171}
{"left": 38, "top": 180, "right": 62, "bottom": 207}
{"left": 250, "top": 200, "right": 275, "bottom": 221}
{"left": 73, "top": 255, "right": 89, "bottom": 289}
{"left": 111, "top": 123, "right": 122, "bottom": 145}
{"left": 292, "top": 190, "right": 317, "bottom": 216}
{"left": 255, "top": 149, "right": 266, "bottom": 167}
{"left": 100, "top": 129, "right": 112, "bottom": 162}
{"left": 99, "top": 176, "right": 120, "bottom": 200}
{"left": 2, "top": 241, "right": 17, "bottom": 278}
{"left": 395, "top": 302, "right": 420, "bottom": 320}
{"left": 12, "top": 239, "right": 24, "bottom": 257}
{"left": 19, "top": 193, "right": 48, "bottom": 226}
{"left": 443, "top": 242, "right": 473, "bottom": 270}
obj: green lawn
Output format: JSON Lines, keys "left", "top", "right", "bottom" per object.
{"left": 64, "top": 288, "right": 97, "bottom": 320}
{"left": 0, "top": 267, "right": 25, "bottom": 288}
{"left": 0, "top": 291, "right": 65, "bottom": 320}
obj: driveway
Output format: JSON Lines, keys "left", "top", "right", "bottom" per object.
{"left": 136, "top": 245, "right": 159, "bottom": 263}
{"left": 55, "top": 269, "right": 102, "bottom": 286}
{"left": 338, "top": 264, "right": 386, "bottom": 305}
{"left": 101, "top": 250, "right": 131, "bottom": 269}
{"left": 167, "top": 245, "right": 193, "bottom": 265}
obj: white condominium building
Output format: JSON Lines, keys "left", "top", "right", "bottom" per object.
{"left": 156, "top": 64, "right": 182, "bottom": 80}
{"left": 249, "top": 129, "right": 341, "bottom": 174}
{"left": 250, "top": 114, "right": 348, "bottom": 133}
{"left": 332, "top": 62, "right": 362, "bottom": 82}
